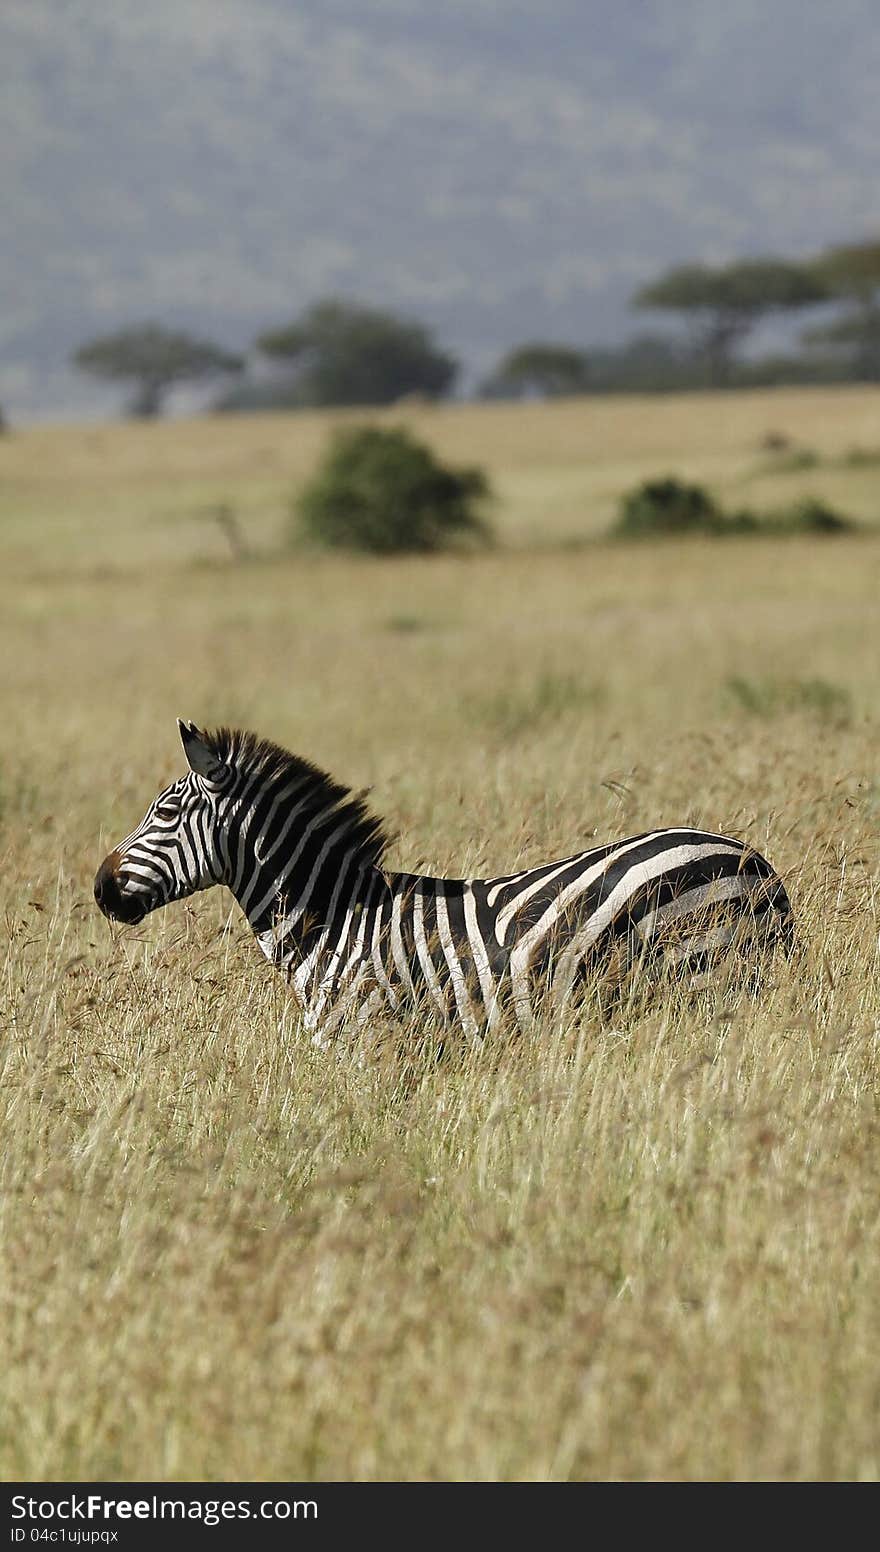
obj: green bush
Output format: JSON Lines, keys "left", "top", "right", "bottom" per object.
{"left": 760, "top": 447, "right": 822, "bottom": 474}
{"left": 614, "top": 477, "right": 724, "bottom": 537}
{"left": 614, "top": 478, "right": 853, "bottom": 539}
{"left": 770, "top": 497, "right": 853, "bottom": 534}
{"left": 294, "top": 426, "right": 492, "bottom": 554}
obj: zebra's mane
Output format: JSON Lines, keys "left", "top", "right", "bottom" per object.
{"left": 205, "top": 726, "right": 389, "bottom": 867}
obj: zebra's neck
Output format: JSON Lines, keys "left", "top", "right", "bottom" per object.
{"left": 219, "top": 754, "right": 388, "bottom": 976}
{"left": 246, "top": 842, "right": 386, "bottom": 970}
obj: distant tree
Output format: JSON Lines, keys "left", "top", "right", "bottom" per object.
{"left": 633, "top": 259, "right": 827, "bottom": 383}
{"left": 257, "top": 299, "right": 457, "bottom": 407}
{"left": 213, "top": 379, "right": 303, "bottom": 414}
{"left": 812, "top": 239, "right": 880, "bottom": 303}
{"left": 482, "top": 343, "right": 591, "bottom": 399}
{"left": 581, "top": 333, "right": 699, "bottom": 393}
{"left": 801, "top": 313, "right": 880, "bottom": 381}
{"left": 72, "top": 323, "right": 243, "bottom": 418}
{"left": 806, "top": 239, "right": 880, "bottom": 379}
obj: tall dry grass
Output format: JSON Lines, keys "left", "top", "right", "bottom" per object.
{"left": 1, "top": 388, "right": 878, "bottom": 1479}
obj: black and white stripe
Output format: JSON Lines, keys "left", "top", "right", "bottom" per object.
{"left": 95, "top": 721, "right": 794, "bottom": 1041}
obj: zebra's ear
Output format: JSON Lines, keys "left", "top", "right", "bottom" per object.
{"left": 177, "top": 719, "right": 226, "bottom": 782}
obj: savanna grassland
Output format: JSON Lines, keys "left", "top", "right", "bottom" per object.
{"left": 1, "top": 387, "right": 879, "bottom": 1481}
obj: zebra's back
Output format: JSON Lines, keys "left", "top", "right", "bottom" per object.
{"left": 379, "top": 827, "right": 793, "bottom": 1033}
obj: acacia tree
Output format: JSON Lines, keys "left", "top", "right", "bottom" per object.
{"left": 73, "top": 323, "right": 243, "bottom": 417}
{"left": 482, "top": 343, "right": 591, "bottom": 398}
{"left": 257, "top": 299, "right": 457, "bottom": 406}
{"left": 804, "top": 240, "right": 880, "bottom": 379}
{"left": 633, "top": 259, "right": 827, "bottom": 383}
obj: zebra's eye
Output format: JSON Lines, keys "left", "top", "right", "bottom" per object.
{"left": 155, "top": 803, "right": 178, "bottom": 821}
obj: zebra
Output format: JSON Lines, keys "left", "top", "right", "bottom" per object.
{"left": 94, "top": 720, "right": 794, "bottom": 1042}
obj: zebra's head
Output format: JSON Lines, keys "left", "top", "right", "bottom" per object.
{"left": 94, "top": 720, "right": 230, "bottom": 925}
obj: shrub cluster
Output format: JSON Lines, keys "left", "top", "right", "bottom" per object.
{"left": 294, "top": 426, "right": 492, "bottom": 554}
{"left": 614, "top": 477, "right": 852, "bottom": 539}
{"left": 615, "top": 478, "right": 723, "bottom": 537}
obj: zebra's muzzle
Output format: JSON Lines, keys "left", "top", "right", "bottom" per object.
{"left": 94, "top": 853, "right": 147, "bottom": 925}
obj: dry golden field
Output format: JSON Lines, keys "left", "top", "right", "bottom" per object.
{"left": 1, "top": 386, "right": 879, "bottom": 1480}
